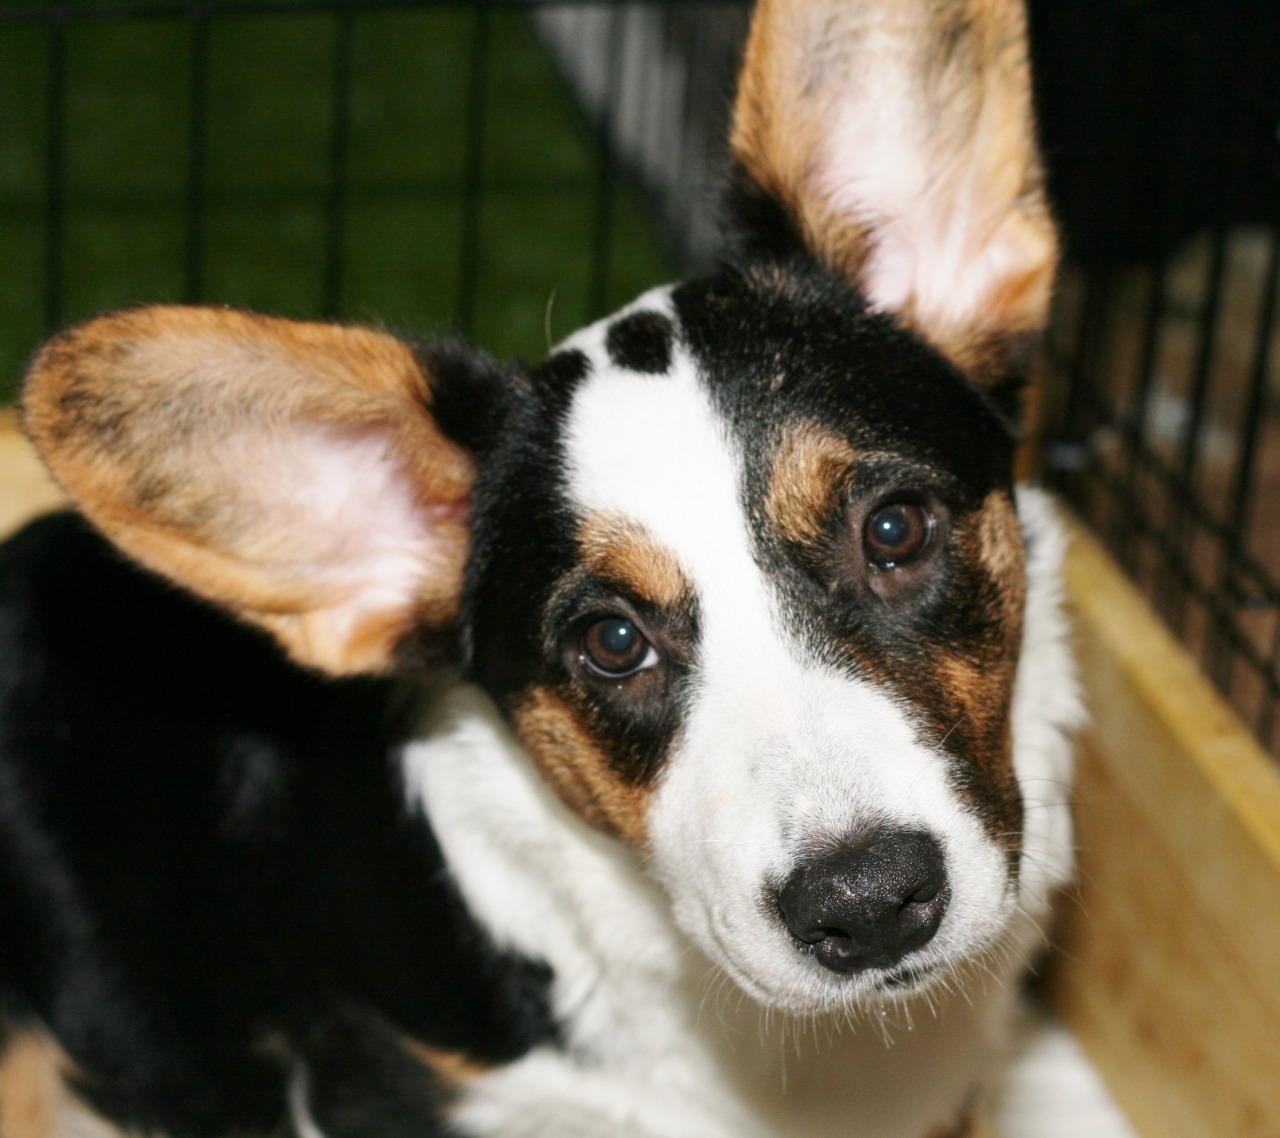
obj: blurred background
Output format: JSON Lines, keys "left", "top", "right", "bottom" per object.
{"left": 1, "top": 0, "right": 1279, "bottom": 762}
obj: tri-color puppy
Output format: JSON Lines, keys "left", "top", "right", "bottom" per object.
{"left": 0, "top": 0, "right": 1080, "bottom": 1135}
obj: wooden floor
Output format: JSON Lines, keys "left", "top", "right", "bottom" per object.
{"left": 0, "top": 410, "right": 65, "bottom": 538}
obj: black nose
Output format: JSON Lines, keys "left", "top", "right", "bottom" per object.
{"left": 776, "top": 831, "right": 949, "bottom": 974}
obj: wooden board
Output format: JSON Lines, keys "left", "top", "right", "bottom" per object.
{"left": 1052, "top": 522, "right": 1280, "bottom": 1137}
{"left": 0, "top": 410, "right": 65, "bottom": 538}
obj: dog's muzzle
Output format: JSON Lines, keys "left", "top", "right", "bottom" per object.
{"left": 775, "top": 830, "right": 949, "bottom": 974}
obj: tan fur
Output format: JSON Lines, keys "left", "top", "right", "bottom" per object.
{"left": 0, "top": 411, "right": 66, "bottom": 541}
{"left": 577, "top": 512, "right": 692, "bottom": 608}
{"left": 22, "top": 307, "right": 474, "bottom": 675}
{"left": 976, "top": 488, "right": 1025, "bottom": 592}
{"left": 0, "top": 1033, "right": 63, "bottom": 1138}
{"left": 0, "top": 1033, "right": 131, "bottom": 1138}
{"left": 929, "top": 491, "right": 1027, "bottom": 848}
{"left": 401, "top": 1040, "right": 491, "bottom": 1089}
{"left": 730, "top": 0, "right": 1058, "bottom": 373}
{"left": 509, "top": 686, "right": 653, "bottom": 849}
{"left": 765, "top": 422, "right": 859, "bottom": 546}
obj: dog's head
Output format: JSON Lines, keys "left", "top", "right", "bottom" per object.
{"left": 23, "top": 0, "right": 1060, "bottom": 1012}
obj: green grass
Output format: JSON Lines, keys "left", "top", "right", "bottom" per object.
{"left": 0, "top": 7, "right": 673, "bottom": 400}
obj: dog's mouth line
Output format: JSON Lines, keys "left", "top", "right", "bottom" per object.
{"left": 876, "top": 960, "right": 942, "bottom": 990}
{"left": 701, "top": 910, "right": 951, "bottom": 1010}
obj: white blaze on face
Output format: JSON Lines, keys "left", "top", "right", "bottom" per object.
{"left": 558, "top": 299, "right": 1014, "bottom": 1012}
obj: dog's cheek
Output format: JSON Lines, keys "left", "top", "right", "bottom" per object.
{"left": 508, "top": 686, "right": 655, "bottom": 850}
{"left": 931, "top": 491, "right": 1027, "bottom": 858}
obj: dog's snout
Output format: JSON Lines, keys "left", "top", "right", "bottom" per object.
{"left": 776, "top": 831, "right": 948, "bottom": 975}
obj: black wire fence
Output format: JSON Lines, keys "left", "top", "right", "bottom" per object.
{"left": 1032, "top": 3, "right": 1280, "bottom": 759}
{"left": 0, "top": 0, "right": 737, "bottom": 382}
{"left": 3, "top": 0, "right": 1279, "bottom": 760}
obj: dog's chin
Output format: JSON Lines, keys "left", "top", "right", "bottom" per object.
{"left": 698, "top": 932, "right": 953, "bottom": 1015}
{"left": 697, "top": 911, "right": 1016, "bottom": 1015}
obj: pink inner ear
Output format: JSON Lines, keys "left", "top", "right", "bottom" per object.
{"left": 859, "top": 200, "right": 1033, "bottom": 337}
{"left": 800, "top": 13, "right": 1054, "bottom": 349}
{"left": 819, "top": 106, "right": 1028, "bottom": 337}
{"left": 225, "top": 423, "right": 463, "bottom": 640}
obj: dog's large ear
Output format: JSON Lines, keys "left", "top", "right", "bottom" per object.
{"left": 730, "top": 0, "right": 1058, "bottom": 378}
{"left": 23, "top": 306, "right": 501, "bottom": 675}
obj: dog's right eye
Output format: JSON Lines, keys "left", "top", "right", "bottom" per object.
{"left": 579, "top": 617, "right": 657, "bottom": 678}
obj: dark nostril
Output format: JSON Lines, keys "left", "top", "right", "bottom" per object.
{"left": 908, "top": 880, "right": 940, "bottom": 904}
{"left": 776, "top": 830, "right": 949, "bottom": 975}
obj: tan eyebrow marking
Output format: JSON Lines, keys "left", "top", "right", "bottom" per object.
{"left": 576, "top": 512, "right": 692, "bottom": 608}
{"left": 765, "top": 421, "right": 858, "bottom": 547}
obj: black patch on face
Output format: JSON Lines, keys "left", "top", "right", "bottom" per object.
{"left": 448, "top": 347, "right": 592, "bottom": 692}
{"left": 546, "top": 577, "right": 701, "bottom": 787}
{"left": 462, "top": 345, "right": 694, "bottom": 788}
{"left": 673, "top": 268, "right": 1016, "bottom": 487}
{"left": 461, "top": 364, "right": 581, "bottom": 700}
{"left": 604, "top": 311, "right": 674, "bottom": 375}
{"left": 671, "top": 263, "right": 1026, "bottom": 842}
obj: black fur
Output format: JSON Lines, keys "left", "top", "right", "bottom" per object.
{"left": 670, "top": 262, "right": 1024, "bottom": 839}
{"left": 0, "top": 513, "right": 557, "bottom": 1137}
{"left": 604, "top": 311, "right": 675, "bottom": 376}
{"left": 460, "top": 350, "right": 587, "bottom": 702}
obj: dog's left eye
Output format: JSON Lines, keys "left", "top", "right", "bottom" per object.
{"left": 864, "top": 500, "right": 934, "bottom": 569}
{"left": 580, "top": 617, "right": 658, "bottom": 678}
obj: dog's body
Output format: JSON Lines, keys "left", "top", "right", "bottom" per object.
{"left": 0, "top": 1, "right": 1079, "bottom": 1135}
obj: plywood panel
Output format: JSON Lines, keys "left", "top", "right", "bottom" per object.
{"left": 0, "top": 410, "right": 65, "bottom": 537}
{"left": 1053, "top": 523, "right": 1280, "bottom": 1138}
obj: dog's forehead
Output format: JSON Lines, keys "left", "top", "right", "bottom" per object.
{"left": 555, "top": 291, "right": 746, "bottom": 584}
{"left": 672, "top": 271, "right": 1017, "bottom": 487}
{"left": 547, "top": 274, "right": 1015, "bottom": 527}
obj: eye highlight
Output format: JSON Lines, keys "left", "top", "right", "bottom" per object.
{"left": 580, "top": 617, "right": 657, "bottom": 678}
{"left": 863, "top": 500, "right": 934, "bottom": 569}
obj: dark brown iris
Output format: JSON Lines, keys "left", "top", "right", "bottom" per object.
{"left": 581, "top": 617, "right": 651, "bottom": 677}
{"left": 864, "top": 501, "right": 933, "bottom": 569}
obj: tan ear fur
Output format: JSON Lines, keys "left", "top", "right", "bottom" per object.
{"left": 23, "top": 307, "right": 475, "bottom": 675}
{"left": 731, "top": 0, "right": 1059, "bottom": 372}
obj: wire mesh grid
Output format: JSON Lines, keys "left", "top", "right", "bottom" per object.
{"left": 0, "top": 0, "right": 745, "bottom": 389}
{"left": 3, "top": 0, "right": 1280, "bottom": 760}
{"left": 1033, "top": 3, "right": 1280, "bottom": 760}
